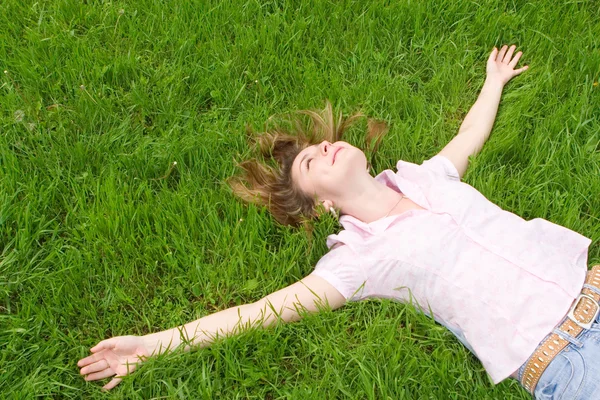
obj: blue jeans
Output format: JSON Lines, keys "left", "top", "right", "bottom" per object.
{"left": 517, "top": 309, "right": 600, "bottom": 399}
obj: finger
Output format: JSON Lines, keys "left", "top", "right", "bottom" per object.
{"left": 503, "top": 45, "right": 516, "bottom": 63}
{"left": 84, "top": 368, "right": 116, "bottom": 381}
{"left": 509, "top": 51, "right": 523, "bottom": 68}
{"left": 498, "top": 45, "right": 508, "bottom": 62}
{"left": 78, "top": 352, "right": 107, "bottom": 368}
{"left": 102, "top": 377, "right": 123, "bottom": 391}
{"left": 91, "top": 339, "right": 115, "bottom": 353}
{"left": 80, "top": 360, "right": 109, "bottom": 375}
{"left": 488, "top": 47, "right": 498, "bottom": 62}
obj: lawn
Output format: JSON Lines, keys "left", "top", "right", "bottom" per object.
{"left": 1, "top": 0, "right": 599, "bottom": 398}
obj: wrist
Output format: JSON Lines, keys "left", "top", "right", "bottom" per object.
{"left": 143, "top": 330, "right": 180, "bottom": 356}
{"left": 483, "top": 76, "right": 505, "bottom": 91}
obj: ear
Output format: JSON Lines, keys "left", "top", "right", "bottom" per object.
{"left": 314, "top": 199, "right": 334, "bottom": 217}
{"left": 321, "top": 199, "right": 334, "bottom": 212}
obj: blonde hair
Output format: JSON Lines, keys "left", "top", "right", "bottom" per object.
{"left": 228, "top": 100, "right": 388, "bottom": 227}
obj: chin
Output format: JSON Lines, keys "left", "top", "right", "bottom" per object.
{"left": 348, "top": 149, "right": 368, "bottom": 170}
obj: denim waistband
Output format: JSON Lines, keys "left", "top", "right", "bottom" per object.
{"left": 517, "top": 283, "right": 600, "bottom": 383}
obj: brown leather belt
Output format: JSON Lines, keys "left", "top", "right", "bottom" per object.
{"left": 520, "top": 265, "right": 600, "bottom": 394}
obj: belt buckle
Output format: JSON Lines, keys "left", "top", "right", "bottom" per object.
{"left": 567, "top": 293, "right": 600, "bottom": 330}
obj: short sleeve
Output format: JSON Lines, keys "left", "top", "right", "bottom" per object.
{"left": 420, "top": 155, "right": 461, "bottom": 182}
{"left": 309, "top": 245, "right": 367, "bottom": 301}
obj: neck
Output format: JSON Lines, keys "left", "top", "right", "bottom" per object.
{"left": 336, "top": 175, "right": 404, "bottom": 224}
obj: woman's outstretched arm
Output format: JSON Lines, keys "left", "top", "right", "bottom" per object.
{"left": 438, "top": 44, "right": 529, "bottom": 179}
{"left": 77, "top": 274, "right": 346, "bottom": 390}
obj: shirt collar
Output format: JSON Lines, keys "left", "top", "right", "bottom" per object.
{"left": 337, "top": 169, "right": 407, "bottom": 235}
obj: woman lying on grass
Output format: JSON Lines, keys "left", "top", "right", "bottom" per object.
{"left": 78, "top": 44, "right": 600, "bottom": 399}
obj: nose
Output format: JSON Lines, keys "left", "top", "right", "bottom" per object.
{"left": 319, "top": 140, "right": 331, "bottom": 155}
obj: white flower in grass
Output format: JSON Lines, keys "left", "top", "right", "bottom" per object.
{"left": 14, "top": 110, "right": 24, "bottom": 122}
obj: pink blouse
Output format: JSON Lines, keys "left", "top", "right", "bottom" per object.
{"left": 309, "top": 155, "right": 591, "bottom": 383}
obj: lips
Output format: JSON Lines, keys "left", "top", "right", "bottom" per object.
{"left": 332, "top": 148, "right": 342, "bottom": 165}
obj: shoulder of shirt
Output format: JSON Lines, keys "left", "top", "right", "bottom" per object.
{"left": 322, "top": 242, "right": 362, "bottom": 262}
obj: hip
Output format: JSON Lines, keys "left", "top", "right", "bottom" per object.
{"left": 516, "top": 266, "right": 600, "bottom": 399}
{"left": 518, "top": 311, "right": 600, "bottom": 399}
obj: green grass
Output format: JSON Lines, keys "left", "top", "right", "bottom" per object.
{"left": 1, "top": 0, "right": 599, "bottom": 398}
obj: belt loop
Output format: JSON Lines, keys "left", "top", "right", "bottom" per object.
{"left": 552, "top": 328, "right": 583, "bottom": 348}
{"left": 583, "top": 283, "right": 600, "bottom": 297}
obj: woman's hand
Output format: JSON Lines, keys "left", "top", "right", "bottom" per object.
{"left": 486, "top": 44, "right": 529, "bottom": 86}
{"left": 77, "top": 335, "right": 153, "bottom": 391}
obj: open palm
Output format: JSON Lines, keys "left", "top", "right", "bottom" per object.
{"left": 486, "top": 44, "right": 529, "bottom": 86}
{"left": 78, "top": 335, "right": 151, "bottom": 391}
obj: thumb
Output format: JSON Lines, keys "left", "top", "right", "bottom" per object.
{"left": 488, "top": 47, "right": 498, "bottom": 63}
{"left": 513, "top": 65, "right": 529, "bottom": 76}
{"left": 102, "top": 377, "right": 123, "bottom": 391}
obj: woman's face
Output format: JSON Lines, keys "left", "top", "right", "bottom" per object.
{"left": 291, "top": 140, "right": 368, "bottom": 203}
